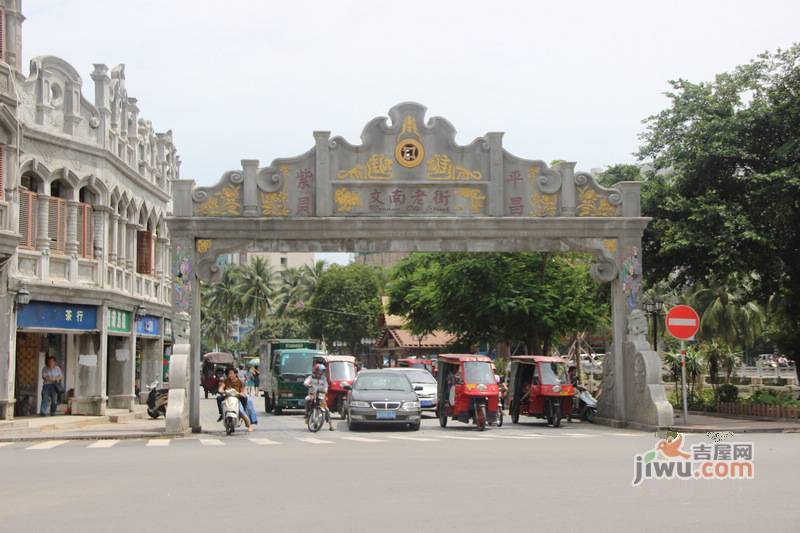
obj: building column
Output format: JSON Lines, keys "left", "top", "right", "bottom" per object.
{"left": 36, "top": 194, "right": 51, "bottom": 282}
{"left": 108, "top": 214, "right": 118, "bottom": 263}
{"left": 126, "top": 224, "right": 137, "bottom": 271}
{"left": 158, "top": 237, "right": 169, "bottom": 304}
{"left": 0, "top": 291, "right": 17, "bottom": 420}
{"left": 107, "top": 319, "right": 135, "bottom": 411}
{"left": 66, "top": 200, "right": 80, "bottom": 284}
{"left": 72, "top": 305, "right": 107, "bottom": 416}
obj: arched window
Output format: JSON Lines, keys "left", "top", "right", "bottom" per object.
{"left": 18, "top": 172, "right": 42, "bottom": 250}
{"left": 77, "top": 187, "right": 96, "bottom": 259}
{"left": 136, "top": 213, "right": 155, "bottom": 276}
{"left": 48, "top": 179, "right": 69, "bottom": 255}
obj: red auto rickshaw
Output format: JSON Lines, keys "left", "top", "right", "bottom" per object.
{"left": 436, "top": 354, "right": 500, "bottom": 431}
{"left": 508, "top": 356, "right": 574, "bottom": 427}
{"left": 398, "top": 357, "right": 436, "bottom": 376}
{"left": 322, "top": 355, "right": 356, "bottom": 418}
{"left": 201, "top": 352, "right": 235, "bottom": 399}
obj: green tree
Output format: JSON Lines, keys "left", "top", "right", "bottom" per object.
{"left": 235, "top": 257, "right": 277, "bottom": 331}
{"left": 637, "top": 44, "right": 800, "bottom": 370}
{"left": 386, "top": 253, "right": 607, "bottom": 354}
{"left": 597, "top": 164, "right": 643, "bottom": 187}
{"left": 306, "top": 263, "right": 383, "bottom": 355}
{"left": 691, "top": 286, "right": 764, "bottom": 352}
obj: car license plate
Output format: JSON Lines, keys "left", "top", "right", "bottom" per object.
{"left": 420, "top": 400, "right": 432, "bottom": 407}
{"left": 376, "top": 410, "right": 396, "bottom": 420}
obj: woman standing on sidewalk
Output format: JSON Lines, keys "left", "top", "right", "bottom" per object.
{"left": 40, "top": 356, "right": 63, "bottom": 417}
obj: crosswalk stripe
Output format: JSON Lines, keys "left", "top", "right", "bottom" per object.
{"left": 437, "top": 435, "right": 492, "bottom": 441}
{"left": 200, "top": 439, "right": 225, "bottom": 446}
{"left": 608, "top": 432, "right": 648, "bottom": 437}
{"left": 249, "top": 438, "right": 281, "bottom": 446}
{"left": 297, "top": 437, "right": 334, "bottom": 445}
{"left": 87, "top": 440, "right": 119, "bottom": 449}
{"left": 562, "top": 433, "right": 595, "bottom": 438}
{"left": 26, "top": 440, "right": 68, "bottom": 450}
{"left": 342, "top": 436, "right": 386, "bottom": 443}
{"left": 482, "top": 434, "right": 542, "bottom": 440}
{"left": 387, "top": 436, "right": 439, "bottom": 442}
{"left": 146, "top": 439, "right": 170, "bottom": 447}
{"left": 0, "top": 442, "right": 14, "bottom": 448}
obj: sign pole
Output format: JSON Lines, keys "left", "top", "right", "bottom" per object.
{"left": 680, "top": 340, "right": 689, "bottom": 423}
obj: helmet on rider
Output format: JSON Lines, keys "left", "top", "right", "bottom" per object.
{"left": 312, "top": 363, "right": 325, "bottom": 377}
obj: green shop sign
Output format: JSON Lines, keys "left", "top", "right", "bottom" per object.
{"left": 107, "top": 308, "right": 132, "bottom": 334}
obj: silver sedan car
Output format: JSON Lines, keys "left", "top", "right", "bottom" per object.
{"left": 385, "top": 368, "right": 438, "bottom": 414}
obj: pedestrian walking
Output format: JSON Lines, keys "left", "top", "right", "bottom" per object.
{"left": 246, "top": 367, "right": 255, "bottom": 395}
{"left": 40, "top": 356, "right": 63, "bottom": 416}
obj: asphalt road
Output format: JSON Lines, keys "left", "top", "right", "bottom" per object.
{"left": 1, "top": 396, "right": 797, "bottom": 533}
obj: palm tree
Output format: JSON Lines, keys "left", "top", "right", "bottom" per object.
{"left": 299, "top": 260, "right": 327, "bottom": 304}
{"left": 236, "top": 257, "right": 277, "bottom": 332}
{"left": 205, "top": 265, "right": 242, "bottom": 329}
{"left": 275, "top": 267, "right": 305, "bottom": 317}
{"left": 691, "top": 286, "right": 765, "bottom": 351}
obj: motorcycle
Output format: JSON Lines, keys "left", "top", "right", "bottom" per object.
{"left": 306, "top": 391, "right": 332, "bottom": 433}
{"left": 571, "top": 386, "right": 598, "bottom": 422}
{"left": 223, "top": 389, "right": 244, "bottom": 435}
{"left": 146, "top": 380, "right": 168, "bottom": 419}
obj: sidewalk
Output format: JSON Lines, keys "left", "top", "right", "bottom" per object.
{"left": 666, "top": 412, "right": 800, "bottom": 434}
{"left": 0, "top": 409, "right": 185, "bottom": 442}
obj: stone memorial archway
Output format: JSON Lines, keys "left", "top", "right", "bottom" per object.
{"left": 169, "top": 102, "right": 673, "bottom": 431}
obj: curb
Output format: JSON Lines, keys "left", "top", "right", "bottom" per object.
{"left": 662, "top": 425, "right": 800, "bottom": 434}
{"left": 0, "top": 431, "right": 188, "bottom": 443}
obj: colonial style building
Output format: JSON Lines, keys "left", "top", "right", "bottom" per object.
{"left": 0, "top": 0, "right": 179, "bottom": 419}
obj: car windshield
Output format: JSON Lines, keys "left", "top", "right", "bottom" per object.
{"left": 403, "top": 369, "right": 436, "bottom": 384}
{"left": 354, "top": 373, "right": 411, "bottom": 391}
{"left": 329, "top": 361, "right": 355, "bottom": 381}
{"left": 540, "top": 362, "right": 568, "bottom": 385}
{"left": 279, "top": 353, "right": 313, "bottom": 375}
{"left": 463, "top": 362, "right": 494, "bottom": 385}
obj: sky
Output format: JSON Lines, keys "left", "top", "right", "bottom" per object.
{"left": 20, "top": 0, "right": 800, "bottom": 265}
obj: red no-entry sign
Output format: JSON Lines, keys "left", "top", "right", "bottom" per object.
{"left": 665, "top": 305, "right": 700, "bottom": 340}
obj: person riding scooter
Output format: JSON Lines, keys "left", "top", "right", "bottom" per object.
{"left": 304, "top": 363, "right": 334, "bottom": 431}
{"left": 217, "top": 368, "right": 254, "bottom": 432}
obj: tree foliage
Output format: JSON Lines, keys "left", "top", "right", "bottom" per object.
{"left": 638, "top": 44, "right": 800, "bottom": 364}
{"left": 306, "top": 263, "right": 383, "bottom": 354}
{"left": 386, "top": 253, "right": 607, "bottom": 354}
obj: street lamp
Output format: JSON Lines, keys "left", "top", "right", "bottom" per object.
{"left": 15, "top": 286, "right": 31, "bottom": 309}
{"left": 643, "top": 299, "right": 664, "bottom": 351}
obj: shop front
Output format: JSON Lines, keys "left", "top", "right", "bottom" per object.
{"left": 135, "top": 314, "right": 163, "bottom": 401}
{"left": 106, "top": 307, "right": 135, "bottom": 411}
{"left": 15, "top": 301, "right": 100, "bottom": 417}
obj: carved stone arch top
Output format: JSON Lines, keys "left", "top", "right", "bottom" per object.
{"left": 175, "top": 102, "right": 637, "bottom": 221}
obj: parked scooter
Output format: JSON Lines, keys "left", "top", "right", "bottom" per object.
{"left": 146, "top": 380, "right": 168, "bottom": 419}
{"left": 222, "top": 389, "right": 243, "bottom": 435}
{"left": 571, "top": 386, "right": 598, "bottom": 422}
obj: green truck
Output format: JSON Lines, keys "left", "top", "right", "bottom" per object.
{"left": 260, "top": 339, "right": 322, "bottom": 414}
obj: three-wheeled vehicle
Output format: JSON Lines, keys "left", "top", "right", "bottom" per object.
{"left": 436, "top": 354, "right": 500, "bottom": 431}
{"left": 323, "top": 355, "right": 356, "bottom": 418}
{"left": 201, "top": 352, "right": 235, "bottom": 399}
{"left": 398, "top": 357, "right": 436, "bottom": 376}
{"left": 508, "top": 356, "right": 574, "bottom": 427}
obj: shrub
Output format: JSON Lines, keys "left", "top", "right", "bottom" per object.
{"left": 718, "top": 384, "right": 739, "bottom": 403}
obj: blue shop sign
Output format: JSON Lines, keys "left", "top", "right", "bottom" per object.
{"left": 17, "top": 301, "right": 98, "bottom": 331}
{"left": 135, "top": 315, "right": 161, "bottom": 337}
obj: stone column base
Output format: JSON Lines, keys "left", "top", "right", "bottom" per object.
{"left": 70, "top": 396, "right": 107, "bottom": 416}
{"left": 107, "top": 394, "right": 135, "bottom": 411}
{"left": 0, "top": 399, "right": 15, "bottom": 420}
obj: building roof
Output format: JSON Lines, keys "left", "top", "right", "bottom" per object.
{"left": 380, "top": 328, "right": 458, "bottom": 349}
{"left": 380, "top": 296, "right": 406, "bottom": 328}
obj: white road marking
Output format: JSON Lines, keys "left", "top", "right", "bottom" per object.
{"left": 297, "top": 437, "right": 334, "bottom": 445}
{"left": 561, "top": 433, "right": 595, "bottom": 438}
{"left": 387, "top": 436, "right": 439, "bottom": 442}
{"left": 146, "top": 439, "right": 170, "bottom": 447}
{"left": 608, "top": 432, "right": 649, "bottom": 437}
{"left": 0, "top": 442, "right": 14, "bottom": 448}
{"left": 200, "top": 439, "right": 225, "bottom": 446}
{"left": 342, "top": 436, "right": 387, "bottom": 443}
{"left": 87, "top": 440, "right": 119, "bottom": 449}
{"left": 482, "top": 434, "right": 542, "bottom": 440}
{"left": 437, "top": 435, "right": 492, "bottom": 441}
{"left": 26, "top": 440, "right": 68, "bottom": 450}
{"left": 249, "top": 438, "right": 280, "bottom": 446}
